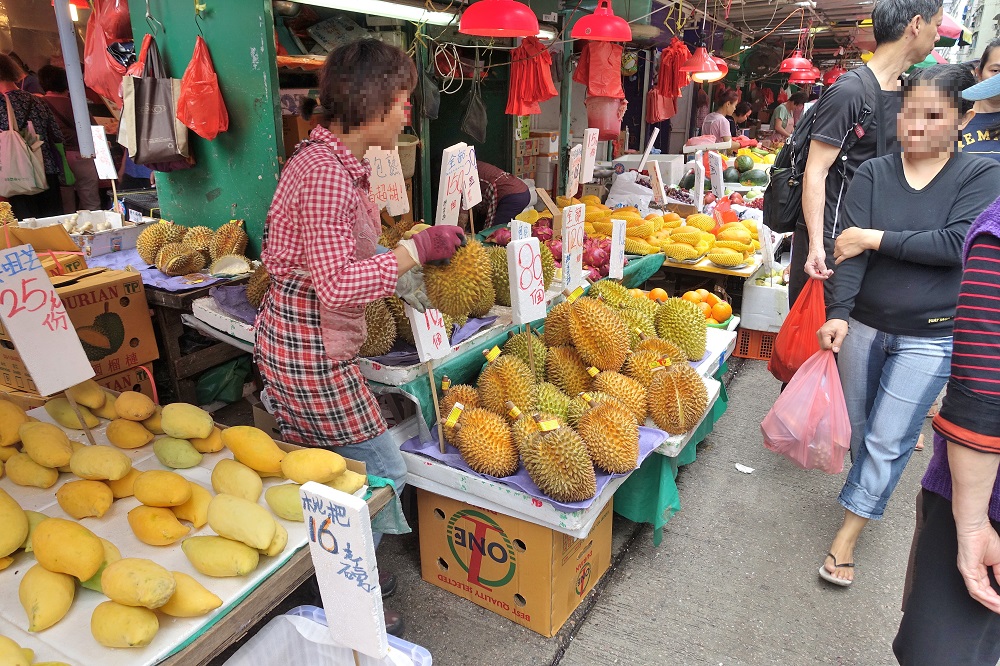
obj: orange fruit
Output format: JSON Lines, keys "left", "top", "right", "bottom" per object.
{"left": 648, "top": 288, "right": 669, "bottom": 303}
{"left": 695, "top": 288, "right": 711, "bottom": 301}
{"left": 681, "top": 291, "right": 701, "bottom": 304}
{"left": 698, "top": 302, "right": 712, "bottom": 318}
{"left": 663, "top": 212, "right": 681, "bottom": 222}
{"left": 706, "top": 318, "right": 719, "bottom": 325}
{"left": 703, "top": 293, "right": 721, "bottom": 307}
{"left": 712, "top": 301, "right": 733, "bottom": 322}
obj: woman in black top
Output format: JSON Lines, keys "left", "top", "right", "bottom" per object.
{"left": 815, "top": 65, "right": 1000, "bottom": 587}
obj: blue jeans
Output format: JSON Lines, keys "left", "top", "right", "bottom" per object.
{"left": 335, "top": 428, "right": 408, "bottom": 547}
{"left": 837, "top": 318, "right": 952, "bottom": 520}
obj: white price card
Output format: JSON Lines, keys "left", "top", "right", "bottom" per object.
{"left": 461, "top": 145, "right": 482, "bottom": 208}
{"left": 693, "top": 155, "right": 706, "bottom": 212}
{"left": 506, "top": 237, "right": 546, "bottom": 325}
{"left": 0, "top": 245, "right": 94, "bottom": 396}
{"left": 509, "top": 220, "right": 532, "bottom": 241}
{"left": 609, "top": 219, "right": 626, "bottom": 279}
{"left": 581, "top": 128, "right": 600, "bottom": 184}
{"left": 300, "top": 482, "right": 388, "bottom": 659}
{"left": 565, "top": 144, "right": 583, "bottom": 198}
{"left": 436, "top": 142, "right": 469, "bottom": 225}
{"left": 561, "top": 203, "right": 586, "bottom": 291}
{"left": 405, "top": 304, "right": 451, "bottom": 362}
{"left": 649, "top": 161, "right": 666, "bottom": 204}
{"left": 365, "top": 147, "right": 410, "bottom": 216}
{"left": 708, "top": 151, "right": 725, "bottom": 199}
{"left": 91, "top": 125, "right": 117, "bottom": 180}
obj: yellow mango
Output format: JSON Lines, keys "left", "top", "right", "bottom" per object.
{"left": 153, "top": 437, "right": 203, "bottom": 469}
{"left": 171, "top": 482, "right": 213, "bottom": 528}
{"left": 211, "top": 458, "right": 262, "bottom": 502}
{"left": 90, "top": 601, "right": 159, "bottom": 648}
{"left": 161, "top": 403, "right": 214, "bottom": 439}
{"left": 19, "top": 422, "right": 72, "bottom": 468}
{"left": 106, "top": 419, "right": 154, "bottom": 449}
{"left": 44, "top": 398, "right": 99, "bottom": 429}
{"left": 56, "top": 479, "right": 114, "bottom": 519}
{"left": 20, "top": 510, "right": 49, "bottom": 552}
{"left": 133, "top": 470, "right": 192, "bottom": 507}
{"left": 0, "top": 399, "right": 29, "bottom": 446}
{"left": 90, "top": 391, "right": 120, "bottom": 420}
{"left": 32, "top": 518, "right": 104, "bottom": 580}
{"left": 190, "top": 426, "right": 223, "bottom": 453}
{"left": 69, "top": 445, "right": 132, "bottom": 481}
{"left": 182, "top": 536, "right": 259, "bottom": 577}
{"left": 106, "top": 467, "right": 142, "bottom": 499}
{"left": 207, "top": 494, "right": 276, "bottom": 550}
{"left": 114, "top": 391, "right": 156, "bottom": 421}
{"left": 101, "top": 558, "right": 176, "bottom": 609}
{"left": 6, "top": 452, "right": 59, "bottom": 488}
{"left": 0, "top": 636, "right": 31, "bottom": 666}
{"left": 142, "top": 406, "right": 164, "bottom": 434}
{"left": 158, "top": 571, "right": 222, "bottom": 617}
{"left": 265, "top": 483, "right": 304, "bottom": 522}
{"left": 325, "top": 469, "right": 367, "bottom": 495}
{"left": 259, "top": 520, "right": 288, "bottom": 557}
{"left": 65, "top": 379, "right": 106, "bottom": 410}
{"left": 0, "top": 556, "right": 11, "bottom": 571}
{"left": 80, "top": 538, "right": 123, "bottom": 593}
{"left": 19, "top": 563, "right": 75, "bottom": 631}
{"left": 0, "top": 487, "right": 29, "bottom": 557}
{"left": 57, "top": 440, "right": 84, "bottom": 473}
{"left": 221, "top": 425, "right": 286, "bottom": 475}
{"left": 127, "top": 506, "right": 191, "bottom": 546}
{"left": 280, "top": 448, "right": 346, "bottom": 484}
{"left": 0, "top": 443, "right": 18, "bottom": 462}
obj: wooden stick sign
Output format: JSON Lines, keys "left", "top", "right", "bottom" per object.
{"left": 648, "top": 161, "right": 667, "bottom": 205}
{"left": 300, "top": 482, "right": 389, "bottom": 660}
{"left": 707, "top": 151, "right": 726, "bottom": 199}
{"left": 404, "top": 305, "right": 451, "bottom": 363}
{"left": 506, "top": 237, "right": 546, "bottom": 325}
{"left": 561, "top": 204, "right": 586, "bottom": 291}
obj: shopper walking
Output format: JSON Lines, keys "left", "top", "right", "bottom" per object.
{"left": 816, "top": 65, "right": 1000, "bottom": 586}
{"left": 788, "top": 0, "right": 944, "bottom": 307}
{"left": 255, "top": 40, "right": 464, "bottom": 634}
{"left": 0, "top": 53, "right": 64, "bottom": 219}
{"left": 957, "top": 38, "right": 999, "bottom": 163}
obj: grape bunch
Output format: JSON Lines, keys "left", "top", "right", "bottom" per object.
{"left": 665, "top": 187, "right": 694, "bottom": 204}
{"left": 746, "top": 197, "right": 764, "bottom": 210}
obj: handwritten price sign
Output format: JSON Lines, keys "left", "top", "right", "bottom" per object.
{"left": 436, "top": 143, "right": 469, "bottom": 226}
{"left": 300, "top": 482, "right": 388, "bottom": 659}
{"left": 462, "top": 145, "right": 483, "bottom": 209}
{"left": 404, "top": 304, "right": 451, "bottom": 362}
{"left": 610, "top": 219, "right": 626, "bottom": 279}
{"left": 649, "top": 161, "right": 667, "bottom": 204}
{"left": 581, "top": 129, "right": 600, "bottom": 184}
{"left": 90, "top": 125, "right": 117, "bottom": 181}
{"left": 364, "top": 147, "right": 409, "bottom": 216}
{"left": 561, "top": 204, "right": 586, "bottom": 291}
{"left": 708, "top": 151, "right": 725, "bottom": 199}
{"left": 509, "top": 220, "right": 532, "bottom": 241}
{"left": 565, "top": 144, "right": 583, "bottom": 199}
{"left": 507, "top": 238, "right": 546, "bottom": 325}
{"left": 693, "top": 156, "right": 707, "bottom": 213}
{"left": 0, "top": 245, "right": 94, "bottom": 396}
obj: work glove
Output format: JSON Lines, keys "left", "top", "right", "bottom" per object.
{"left": 398, "top": 225, "right": 465, "bottom": 265}
{"left": 395, "top": 266, "right": 432, "bottom": 313}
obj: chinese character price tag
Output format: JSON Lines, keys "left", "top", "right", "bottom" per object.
{"left": 461, "top": 145, "right": 482, "bottom": 208}
{"left": 561, "top": 204, "right": 586, "bottom": 291}
{"left": 509, "top": 220, "right": 532, "bottom": 241}
{"left": 300, "top": 482, "right": 388, "bottom": 659}
{"left": 581, "top": 129, "right": 600, "bottom": 184}
{"left": 506, "top": 237, "right": 546, "bottom": 325}
{"left": 436, "top": 143, "right": 469, "bottom": 225}
{"left": 693, "top": 156, "right": 707, "bottom": 212}
{"left": 364, "top": 147, "right": 410, "bottom": 216}
{"left": 708, "top": 151, "right": 725, "bottom": 199}
{"left": 648, "top": 161, "right": 667, "bottom": 204}
{"left": 405, "top": 304, "right": 451, "bottom": 362}
{"left": 0, "top": 245, "right": 94, "bottom": 396}
{"left": 565, "top": 144, "right": 583, "bottom": 198}
{"left": 609, "top": 219, "right": 626, "bottom": 279}
{"left": 91, "top": 125, "right": 118, "bottom": 181}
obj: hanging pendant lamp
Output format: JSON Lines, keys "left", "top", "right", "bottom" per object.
{"left": 460, "top": 0, "right": 539, "bottom": 37}
{"left": 778, "top": 49, "right": 813, "bottom": 73}
{"left": 680, "top": 46, "right": 720, "bottom": 78}
{"left": 823, "top": 64, "right": 847, "bottom": 85}
{"left": 690, "top": 55, "right": 726, "bottom": 83}
{"left": 571, "top": 0, "right": 632, "bottom": 41}
{"left": 789, "top": 69, "right": 817, "bottom": 84}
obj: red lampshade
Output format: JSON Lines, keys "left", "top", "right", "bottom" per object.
{"left": 460, "top": 0, "right": 540, "bottom": 37}
{"left": 680, "top": 47, "right": 716, "bottom": 73}
{"left": 789, "top": 70, "right": 817, "bottom": 84}
{"left": 713, "top": 56, "right": 729, "bottom": 76}
{"left": 690, "top": 54, "right": 727, "bottom": 83}
{"left": 51, "top": 0, "right": 89, "bottom": 6}
{"left": 778, "top": 49, "right": 813, "bottom": 73}
{"left": 823, "top": 65, "right": 847, "bottom": 85}
{"left": 571, "top": 0, "right": 632, "bottom": 42}
{"left": 810, "top": 66, "right": 821, "bottom": 79}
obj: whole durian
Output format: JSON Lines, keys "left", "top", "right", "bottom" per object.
{"left": 488, "top": 246, "right": 511, "bottom": 307}
{"left": 503, "top": 330, "right": 547, "bottom": 383}
{"left": 468, "top": 279, "right": 496, "bottom": 318}
{"left": 544, "top": 346, "right": 592, "bottom": 397}
{"left": 619, "top": 308, "right": 657, "bottom": 350}
{"left": 590, "top": 368, "right": 647, "bottom": 422}
{"left": 654, "top": 298, "right": 707, "bottom": 361}
{"left": 647, "top": 365, "right": 709, "bottom": 435}
{"left": 568, "top": 297, "right": 629, "bottom": 371}
{"left": 424, "top": 240, "right": 493, "bottom": 317}
{"left": 181, "top": 225, "right": 215, "bottom": 263}
{"left": 454, "top": 408, "right": 519, "bottom": 477}
{"left": 385, "top": 296, "right": 414, "bottom": 344}
{"left": 577, "top": 396, "right": 640, "bottom": 474}
{"left": 358, "top": 300, "right": 397, "bottom": 357}
{"left": 440, "top": 383, "right": 479, "bottom": 443}
{"left": 624, "top": 350, "right": 678, "bottom": 387}
{"left": 246, "top": 264, "right": 271, "bottom": 310}
{"left": 210, "top": 219, "right": 249, "bottom": 260}
{"left": 636, "top": 337, "right": 687, "bottom": 366}
{"left": 544, "top": 300, "right": 573, "bottom": 347}
{"left": 136, "top": 222, "right": 172, "bottom": 265}
{"left": 588, "top": 280, "right": 631, "bottom": 308}
{"left": 536, "top": 382, "right": 571, "bottom": 420}
{"left": 379, "top": 219, "right": 416, "bottom": 249}
{"left": 566, "top": 391, "right": 632, "bottom": 427}
{"left": 156, "top": 243, "right": 206, "bottom": 276}
{"left": 510, "top": 411, "right": 565, "bottom": 455}
{"left": 477, "top": 354, "right": 537, "bottom": 415}
{"left": 521, "top": 425, "right": 597, "bottom": 503}
{"left": 539, "top": 243, "right": 556, "bottom": 290}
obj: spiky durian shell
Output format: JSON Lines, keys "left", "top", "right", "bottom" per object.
{"left": 521, "top": 427, "right": 597, "bottom": 503}
{"left": 455, "top": 408, "right": 518, "bottom": 477}
{"left": 539, "top": 243, "right": 556, "bottom": 290}
{"left": 622, "top": 294, "right": 658, "bottom": 320}
{"left": 246, "top": 264, "right": 271, "bottom": 310}
{"left": 163, "top": 223, "right": 189, "bottom": 244}
{"left": 0, "top": 202, "right": 15, "bottom": 226}
{"left": 156, "top": 243, "right": 206, "bottom": 276}
{"left": 477, "top": 355, "right": 537, "bottom": 416}
{"left": 647, "top": 365, "right": 709, "bottom": 435}
{"left": 385, "top": 296, "right": 414, "bottom": 344}
{"left": 568, "top": 297, "right": 629, "bottom": 372}
{"left": 577, "top": 400, "right": 640, "bottom": 474}
{"left": 182, "top": 225, "right": 215, "bottom": 263}
{"left": 440, "top": 384, "right": 479, "bottom": 444}
{"left": 588, "top": 280, "right": 631, "bottom": 308}
{"left": 358, "top": 299, "right": 397, "bottom": 357}
{"left": 544, "top": 346, "right": 592, "bottom": 397}
{"left": 136, "top": 223, "right": 171, "bottom": 265}
{"left": 511, "top": 412, "right": 565, "bottom": 455}
{"left": 488, "top": 246, "right": 511, "bottom": 307}
{"left": 624, "top": 350, "right": 675, "bottom": 387}
{"left": 654, "top": 298, "right": 707, "bottom": 361}
{"left": 635, "top": 338, "right": 687, "bottom": 367}
{"left": 566, "top": 391, "right": 631, "bottom": 427}
{"left": 543, "top": 300, "right": 573, "bottom": 347}
{"left": 210, "top": 219, "right": 249, "bottom": 261}
{"left": 619, "top": 308, "right": 657, "bottom": 350}
{"left": 424, "top": 240, "right": 493, "bottom": 317}
{"left": 468, "top": 279, "right": 496, "bottom": 319}
{"left": 379, "top": 219, "right": 416, "bottom": 249}
{"left": 503, "top": 331, "right": 547, "bottom": 383}
{"left": 536, "top": 382, "right": 571, "bottom": 420}
{"left": 592, "top": 370, "right": 647, "bottom": 423}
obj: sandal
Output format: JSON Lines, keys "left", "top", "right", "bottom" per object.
{"left": 819, "top": 552, "right": 854, "bottom": 587}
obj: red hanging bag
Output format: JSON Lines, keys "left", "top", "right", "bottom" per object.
{"left": 83, "top": 1, "right": 127, "bottom": 104}
{"left": 176, "top": 36, "right": 229, "bottom": 140}
{"left": 767, "top": 277, "right": 826, "bottom": 382}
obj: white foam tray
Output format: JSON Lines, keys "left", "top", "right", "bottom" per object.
{"left": 192, "top": 296, "right": 256, "bottom": 345}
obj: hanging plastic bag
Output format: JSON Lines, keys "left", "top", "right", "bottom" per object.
{"left": 768, "top": 277, "right": 826, "bottom": 382}
{"left": 421, "top": 63, "right": 440, "bottom": 120}
{"left": 761, "top": 349, "right": 851, "bottom": 474}
{"left": 177, "top": 36, "right": 229, "bottom": 140}
{"left": 83, "top": 2, "right": 127, "bottom": 104}
{"left": 460, "top": 69, "right": 487, "bottom": 144}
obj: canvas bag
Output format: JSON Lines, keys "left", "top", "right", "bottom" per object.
{"left": 0, "top": 93, "right": 47, "bottom": 197}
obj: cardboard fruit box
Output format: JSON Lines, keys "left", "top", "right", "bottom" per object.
{"left": 0, "top": 364, "right": 155, "bottom": 410}
{"left": 0, "top": 268, "right": 159, "bottom": 393}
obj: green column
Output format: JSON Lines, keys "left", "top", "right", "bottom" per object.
{"left": 417, "top": 27, "right": 433, "bottom": 223}
{"left": 559, "top": 13, "right": 574, "bottom": 196}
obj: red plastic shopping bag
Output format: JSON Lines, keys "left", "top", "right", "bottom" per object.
{"left": 176, "top": 36, "right": 229, "bottom": 140}
{"left": 83, "top": 0, "right": 127, "bottom": 104}
{"left": 768, "top": 277, "right": 826, "bottom": 382}
{"left": 761, "top": 349, "right": 851, "bottom": 473}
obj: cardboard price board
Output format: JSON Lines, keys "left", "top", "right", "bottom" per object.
{"left": 300, "top": 482, "right": 388, "bottom": 659}
{"left": 91, "top": 125, "right": 117, "bottom": 180}
{"left": 648, "top": 161, "right": 667, "bottom": 205}
{"left": 364, "top": 147, "right": 409, "bottom": 216}
{"left": 581, "top": 128, "right": 600, "bottom": 184}
{"left": 436, "top": 143, "right": 469, "bottom": 226}
{"left": 609, "top": 219, "right": 626, "bottom": 279}
{"left": 506, "top": 238, "right": 546, "bottom": 325}
{"left": 565, "top": 144, "right": 583, "bottom": 198}
{"left": 708, "top": 151, "right": 725, "bottom": 199}
{"left": 561, "top": 204, "right": 586, "bottom": 291}
{"left": 0, "top": 245, "right": 94, "bottom": 396}
{"left": 405, "top": 304, "right": 451, "bottom": 362}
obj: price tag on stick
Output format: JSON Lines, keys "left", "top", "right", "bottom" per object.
{"left": 0, "top": 245, "right": 94, "bottom": 397}
{"left": 507, "top": 238, "right": 547, "bottom": 325}
{"left": 561, "top": 204, "right": 586, "bottom": 291}
{"left": 708, "top": 151, "right": 725, "bottom": 199}
{"left": 565, "top": 144, "right": 583, "bottom": 198}
{"left": 609, "top": 219, "right": 626, "bottom": 279}
{"left": 581, "top": 129, "right": 600, "bottom": 184}
{"left": 435, "top": 143, "right": 469, "bottom": 225}
{"left": 405, "top": 305, "right": 451, "bottom": 362}
{"left": 462, "top": 145, "right": 482, "bottom": 208}
{"left": 300, "top": 482, "right": 388, "bottom": 659}
{"left": 648, "top": 161, "right": 666, "bottom": 205}
{"left": 693, "top": 154, "right": 706, "bottom": 212}
{"left": 509, "top": 220, "right": 532, "bottom": 241}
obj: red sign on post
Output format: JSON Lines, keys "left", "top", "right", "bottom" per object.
{"left": 405, "top": 305, "right": 451, "bottom": 361}
{"left": 506, "top": 238, "right": 546, "bottom": 325}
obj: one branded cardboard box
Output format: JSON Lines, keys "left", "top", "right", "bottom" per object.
{"left": 417, "top": 489, "right": 613, "bottom": 637}
{"left": 0, "top": 363, "right": 155, "bottom": 410}
{"left": 0, "top": 268, "right": 159, "bottom": 393}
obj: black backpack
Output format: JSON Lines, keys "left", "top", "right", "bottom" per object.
{"left": 762, "top": 68, "right": 882, "bottom": 234}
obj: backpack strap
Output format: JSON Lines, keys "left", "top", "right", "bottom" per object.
{"left": 840, "top": 66, "right": 882, "bottom": 158}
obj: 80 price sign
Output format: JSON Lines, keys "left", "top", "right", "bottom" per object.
{"left": 507, "top": 237, "right": 546, "bottom": 324}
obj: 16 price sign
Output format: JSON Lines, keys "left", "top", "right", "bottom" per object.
{"left": 506, "top": 237, "right": 546, "bottom": 324}
{"left": 405, "top": 304, "right": 451, "bottom": 362}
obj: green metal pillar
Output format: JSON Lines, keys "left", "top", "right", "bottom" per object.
{"left": 417, "top": 27, "right": 433, "bottom": 223}
{"left": 559, "top": 11, "right": 574, "bottom": 196}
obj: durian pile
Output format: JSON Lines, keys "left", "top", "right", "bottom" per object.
{"left": 0, "top": 202, "right": 15, "bottom": 226}
{"left": 136, "top": 219, "right": 252, "bottom": 277}
{"left": 437, "top": 280, "right": 710, "bottom": 504}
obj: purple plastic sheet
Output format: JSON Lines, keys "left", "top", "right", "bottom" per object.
{"left": 210, "top": 285, "right": 258, "bottom": 325}
{"left": 86, "top": 248, "right": 223, "bottom": 292}
{"left": 400, "top": 426, "right": 667, "bottom": 513}
{"left": 364, "top": 316, "right": 498, "bottom": 366}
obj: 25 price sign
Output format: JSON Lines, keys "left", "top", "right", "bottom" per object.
{"left": 507, "top": 237, "right": 546, "bottom": 324}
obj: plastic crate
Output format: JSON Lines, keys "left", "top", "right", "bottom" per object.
{"left": 734, "top": 328, "right": 776, "bottom": 360}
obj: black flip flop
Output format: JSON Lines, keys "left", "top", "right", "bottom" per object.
{"left": 819, "top": 552, "right": 854, "bottom": 587}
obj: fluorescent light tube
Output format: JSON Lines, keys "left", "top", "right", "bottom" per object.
{"left": 300, "top": 0, "right": 459, "bottom": 26}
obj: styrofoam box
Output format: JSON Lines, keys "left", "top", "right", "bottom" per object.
{"left": 694, "top": 327, "right": 738, "bottom": 379}
{"left": 21, "top": 210, "right": 147, "bottom": 257}
{"left": 653, "top": 376, "right": 721, "bottom": 457}
{"left": 607, "top": 154, "right": 686, "bottom": 187}
{"left": 193, "top": 296, "right": 256, "bottom": 344}
{"left": 740, "top": 264, "right": 790, "bottom": 333}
